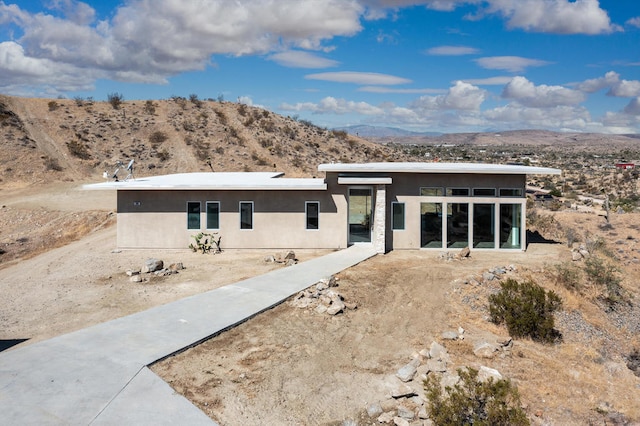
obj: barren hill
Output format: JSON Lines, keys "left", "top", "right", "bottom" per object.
{"left": 0, "top": 95, "right": 401, "bottom": 187}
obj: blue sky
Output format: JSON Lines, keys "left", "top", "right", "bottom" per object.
{"left": 1, "top": 1, "right": 639, "bottom": 134}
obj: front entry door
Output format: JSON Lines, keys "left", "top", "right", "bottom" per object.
{"left": 348, "top": 188, "right": 372, "bottom": 244}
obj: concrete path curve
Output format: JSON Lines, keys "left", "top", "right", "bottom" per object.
{"left": 0, "top": 245, "right": 377, "bottom": 425}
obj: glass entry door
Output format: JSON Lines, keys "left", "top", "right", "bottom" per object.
{"left": 348, "top": 188, "right": 372, "bottom": 243}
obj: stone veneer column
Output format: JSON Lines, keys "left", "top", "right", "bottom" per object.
{"left": 373, "top": 184, "right": 386, "bottom": 253}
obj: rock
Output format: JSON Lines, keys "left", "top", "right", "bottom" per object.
{"left": 326, "top": 300, "right": 345, "bottom": 315}
{"left": 391, "top": 384, "right": 416, "bottom": 399}
{"left": 129, "top": 274, "right": 142, "bottom": 283}
{"left": 316, "top": 280, "right": 329, "bottom": 292}
{"left": 142, "top": 258, "right": 163, "bottom": 273}
{"left": 380, "top": 398, "right": 398, "bottom": 412}
{"left": 478, "top": 365, "right": 503, "bottom": 382}
{"left": 377, "top": 412, "right": 395, "bottom": 424}
{"left": 318, "top": 275, "right": 338, "bottom": 288}
{"left": 315, "top": 304, "right": 327, "bottom": 314}
{"left": 393, "top": 416, "right": 410, "bottom": 426}
{"left": 126, "top": 268, "right": 140, "bottom": 276}
{"left": 264, "top": 255, "right": 276, "bottom": 263}
{"left": 418, "top": 348, "right": 431, "bottom": 360}
{"left": 418, "top": 405, "right": 429, "bottom": 420}
{"left": 429, "top": 341, "right": 448, "bottom": 361}
{"left": 366, "top": 403, "right": 383, "bottom": 418}
{"left": 396, "top": 361, "right": 419, "bottom": 382}
{"left": 482, "top": 271, "right": 496, "bottom": 281}
{"left": 457, "top": 246, "right": 470, "bottom": 258}
{"left": 344, "top": 301, "right": 358, "bottom": 310}
{"left": 397, "top": 404, "right": 415, "bottom": 420}
{"left": 571, "top": 250, "right": 583, "bottom": 261}
{"left": 168, "top": 262, "right": 184, "bottom": 271}
{"left": 473, "top": 341, "right": 499, "bottom": 358}
{"left": 275, "top": 250, "right": 296, "bottom": 262}
{"left": 425, "top": 359, "right": 447, "bottom": 373}
{"left": 285, "top": 258, "right": 297, "bottom": 267}
{"left": 441, "top": 330, "right": 458, "bottom": 340}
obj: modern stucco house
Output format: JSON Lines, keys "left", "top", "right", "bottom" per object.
{"left": 84, "top": 162, "right": 561, "bottom": 253}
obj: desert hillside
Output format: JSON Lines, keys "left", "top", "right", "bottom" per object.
{"left": 0, "top": 95, "right": 402, "bottom": 187}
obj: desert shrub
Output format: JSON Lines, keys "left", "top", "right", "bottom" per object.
{"left": 260, "top": 118, "right": 276, "bottom": 133}
{"left": 424, "top": 367, "right": 529, "bottom": 426}
{"left": 565, "top": 227, "right": 580, "bottom": 247}
{"left": 584, "top": 256, "right": 623, "bottom": 304}
{"left": 214, "top": 109, "right": 228, "bottom": 125}
{"left": 259, "top": 138, "right": 273, "bottom": 148}
{"left": 149, "top": 130, "right": 168, "bottom": 146}
{"left": 182, "top": 120, "right": 195, "bottom": 132}
{"left": 144, "top": 100, "right": 156, "bottom": 115}
{"left": 552, "top": 262, "right": 582, "bottom": 291}
{"left": 47, "top": 101, "right": 59, "bottom": 111}
{"left": 189, "top": 93, "right": 202, "bottom": 108}
{"left": 157, "top": 149, "right": 170, "bottom": 162}
{"left": 331, "top": 129, "right": 348, "bottom": 140}
{"left": 107, "top": 92, "right": 124, "bottom": 109}
{"left": 627, "top": 348, "right": 640, "bottom": 377}
{"left": 489, "top": 278, "right": 562, "bottom": 343}
{"left": 237, "top": 103, "right": 248, "bottom": 116}
{"left": 66, "top": 140, "right": 91, "bottom": 160}
{"left": 43, "top": 156, "right": 63, "bottom": 171}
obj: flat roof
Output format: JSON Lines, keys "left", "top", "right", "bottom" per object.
{"left": 83, "top": 172, "right": 327, "bottom": 191}
{"left": 318, "top": 162, "right": 562, "bottom": 175}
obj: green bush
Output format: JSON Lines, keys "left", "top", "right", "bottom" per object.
{"left": 424, "top": 367, "right": 529, "bottom": 426}
{"left": 149, "top": 130, "right": 168, "bottom": 146}
{"left": 489, "top": 278, "right": 562, "bottom": 343}
{"left": 584, "top": 256, "right": 623, "bottom": 304}
{"left": 552, "top": 262, "right": 582, "bottom": 291}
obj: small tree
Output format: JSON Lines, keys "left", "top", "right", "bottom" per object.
{"left": 424, "top": 367, "right": 529, "bottom": 425}
{"left": 489, "top": 278, "right": 562, "bottom": 343}
{"left": 107, "top": 92, "right": 124, "bottom": 109}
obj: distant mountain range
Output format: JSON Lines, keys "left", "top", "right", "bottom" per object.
{"left": 334, "top": 125, "right": 442, "bottom": 138}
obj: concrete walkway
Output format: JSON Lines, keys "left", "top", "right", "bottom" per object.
{"left": 0, "top": 245, "right": 377, "bottom": 425}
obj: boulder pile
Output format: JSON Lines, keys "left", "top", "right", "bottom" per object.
{"left": 289, "top": 276, "right": 357, "bottom": 316}
{"left": 264, "top": 250, "right": 298, "bottom": 266}
{"left": 126, "top": 258, "right": 185, "bottom": 282}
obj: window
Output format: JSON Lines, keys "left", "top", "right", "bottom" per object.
{"left": 473, "top": 188, "right": 496, "bottom": 196}
{"left": 206, "top": 201, "right": 220, "bottom": 229}
{"left": 420, "top": 187, "right": 443, "bottom": 196}
{"left": 187, "top": 202, "right": 201, "bottom": 230}
{"left": 421, "top": 202, "right": 443, "bottom": 248}
{"left": 392, "top": 202, "right": 405, "bottom": 230}
{"left": 446, "top": 188, "right": 469, "bottom": 196}
{"left": 500, "top": 204, "right": 522, "bottom": 249}
{"left": 499, "top": 188, "right": 523, "bottom": 197}
{"left": 239, "top": 202, "right": 253, "bottom": 230}
{"left": 306, "top": 201, "right": 319, "bottom": 230}
{"left": 473, "top": 204, "right": 495, "bottom": 248}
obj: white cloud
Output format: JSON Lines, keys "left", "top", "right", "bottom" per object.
{"left": 410, "top": 81, "right": 487, "bottom": 111}
{"left": 484, "top": 104, "right": 592, "bottom": 131}
{"left": 305, "top": 71, "right": 411, "bottom": 85}
{"left": 475, "top": 56, "right": 550, "bottom": 73}
{"left": 485, "top": 0, "right": 621, "bottom": 35}
{"left": 576, "top": 71, "right": 620, "bottom": 93}
{"left": 268, "top": 51, "right": 339, "bottom": 68}
{"left": 623, "top": 98, "right": 640, "bottom": 115}
{"left": 359, "top": 86, "right": 445, "bottom": 94}
{"left": 460, "top": 76, "right": 513, "bottom": 86}
{"left": 281, "top": 96, "right": 384, "bottom": 115}
{"left": 502, "top": 76, "right": 585, "bottom": 107}
{"left": 609, "top": 79, "right": 640, "bottom": 98}
{"left": 426, "top": 45, "right": 479, "bottom": 55}
{"left": 0, "top": 0, "right": 365, "bottom": 91}
{"left": 627, "top": 17, "right": 640, "bottom": 28}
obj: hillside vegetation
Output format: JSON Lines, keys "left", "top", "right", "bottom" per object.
{"left": 0, "top": 94, "right": 399, "bottom": 186}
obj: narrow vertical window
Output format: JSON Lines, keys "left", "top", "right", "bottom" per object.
{"left": 306, "top": 201, "right": 319, "bottom": 230}
{"left": 206, "top": 201, "right": 220, "bottom": 230}
{"left": 392, "top": 202, "right": 405, "bottom": 230}
{"left": 240, "top": 202, "right": 253, "bottom": 230}
{"left": 187, "top": 201, "right": 201, "bottom": 230}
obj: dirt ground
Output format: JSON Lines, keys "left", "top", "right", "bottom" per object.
{"left": 2, "top": 184, "right": 640, "bottom": 425}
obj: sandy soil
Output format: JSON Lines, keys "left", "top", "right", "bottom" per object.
{"left": 2, "top": 183, "right": 639, "bottom": 425}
